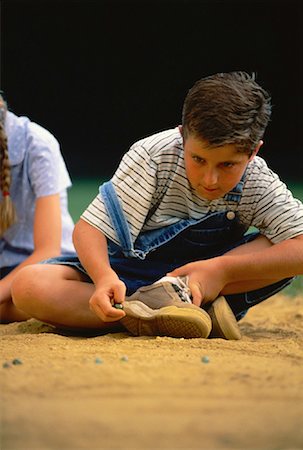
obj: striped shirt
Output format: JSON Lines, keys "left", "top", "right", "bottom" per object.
{"left": 82, "top": 128, "right": 303, "bottom": 245}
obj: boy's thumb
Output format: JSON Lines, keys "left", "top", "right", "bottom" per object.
{"left": 167, "top": 266, "right": 186, "bottom": 277}
{"left": 189, "top": 282, "right": 203, "bottom": 306}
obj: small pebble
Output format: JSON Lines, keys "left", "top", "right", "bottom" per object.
{"left": 3, "top": 362, "right": 11, "bottom": 368}
{"left": 201, "top": 355, "right": 210, "bottom": 364}
{"left": 113, "top": 303, "right": 124, "bottom": 310}
{"left": 12, "top": 358, "right": 22, "bottom": 365}
{"left": 95, "top": 357, "right": 103, "bottom": 364}
{"left": 120, "top": 355, "right": 128, "bottom": 362}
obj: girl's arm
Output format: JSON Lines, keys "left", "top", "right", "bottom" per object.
{"left": 0, "top": 194, "right": 62, "bottom": 303}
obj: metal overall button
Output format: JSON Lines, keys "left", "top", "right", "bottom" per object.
{"left": 226, "top": 211, "right": 236, "bottom": 220}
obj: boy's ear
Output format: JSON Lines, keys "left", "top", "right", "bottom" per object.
{"left": 249, "top": 140, "right": 263, "bottom": 161}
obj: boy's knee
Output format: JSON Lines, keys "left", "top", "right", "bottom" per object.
{"left": 11, "top": 265, "right": 44, "bottom": 308}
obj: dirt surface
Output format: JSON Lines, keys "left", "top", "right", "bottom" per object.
{"left": 1, "top": 294, "right": 303, "bottom": 450}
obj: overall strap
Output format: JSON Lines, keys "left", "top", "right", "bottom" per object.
{"left": 100, "top": 181, "right": 145, "bottom": 259}
{"left": 225, "top": 171, "right": 245, "bottom": 203}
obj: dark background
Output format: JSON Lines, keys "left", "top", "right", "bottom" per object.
{"left": 1, "top": 0, "right": 303, "bottom": 181}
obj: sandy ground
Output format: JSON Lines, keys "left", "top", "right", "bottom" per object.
{"left": 1, "top": 293, "right": 303, "bottom": 450}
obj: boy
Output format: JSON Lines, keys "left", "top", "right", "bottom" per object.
{"left": 11, "top": 72, "right": 303, "bottom": 339}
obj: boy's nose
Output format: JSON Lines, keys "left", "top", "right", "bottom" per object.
{"left": 202, "top": 168, "right": 218, "bottom": 186}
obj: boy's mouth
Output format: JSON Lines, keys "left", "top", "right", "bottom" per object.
{"left": 196, "top": 184, "right": 222, "bottom": 200}
{"left": 203, "top": 186, "right": 218, "bottom": 192}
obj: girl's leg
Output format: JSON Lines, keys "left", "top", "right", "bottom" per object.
{"left": 11, "top": 264, "right": 123, "bottom": 331}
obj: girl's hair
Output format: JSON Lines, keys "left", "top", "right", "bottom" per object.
{"left": 182, "top": 71, "right": 272, "bottom": 155}
{"left": 0, "top": 95, "right": 17, "bottom": 236}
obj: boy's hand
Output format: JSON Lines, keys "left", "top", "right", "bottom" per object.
{"left": 168, "top": 258, "right": 227, "bottom": 306}
{"left": 89, "top": 275, "right": 126, "bottom": 322}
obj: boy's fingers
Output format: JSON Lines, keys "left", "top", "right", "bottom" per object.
{"left": 167, "top": 264, "right": 189, "bottom": 277}
{"left": 113, "top": 283, "right": 126, "bottom": 304}
{"left": 90, "top": 293, "right": 125, "bottom": 322}
{"left": 111, "top": 284, "right": 126, "bottom": 317}
{"left": 97, "top": 303, "right": 125, "bottom": 321}
{"left": 189, "top": 282, "right": 203, "bottom": 306}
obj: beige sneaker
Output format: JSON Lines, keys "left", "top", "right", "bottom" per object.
{"left": 121, "top": 300, "right": 212, "bottom": 338}
{"left": 121, "top": 277, "right": 241, "bottom": 340}
{"left": 121, "top": 278, "right": 211, "bottom": 338}
{"left": 126, "top": 276, "right": 193, "bottom": 308}
{"left": 205, "top": 296, "right": 242, "bottom": 340}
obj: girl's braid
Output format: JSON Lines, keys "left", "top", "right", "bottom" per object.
{"left": 0, "top": 96, "right": 17, "bottom": 236}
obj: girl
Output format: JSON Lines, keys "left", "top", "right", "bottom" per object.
{"left": 0, "top": 94, "right": 75, "bottom": 323}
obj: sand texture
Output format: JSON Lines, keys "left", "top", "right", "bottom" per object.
{"left": 1, "top": 294, "right": 303, "bottom": 450}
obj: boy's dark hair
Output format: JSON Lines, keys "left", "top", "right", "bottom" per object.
{"left": 182, "top": 71, "right": 272, "bottom": 154}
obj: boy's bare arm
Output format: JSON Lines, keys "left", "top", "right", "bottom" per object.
{"left": 73, "top": 219, "right": 114, "bottom": 282}
{"left": 169, "top": 235, "right": 303, "bottom": 306}
{"left": 223, "top": 234, "right": 303, "bottom": 283}
{"left": 73, "top": 219, "right": 126, "bottom": 321}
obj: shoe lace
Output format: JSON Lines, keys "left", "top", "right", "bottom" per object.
{"left": 155, "top": 276, "right": 192, "bottom": 303}
{"left": 172, "top": 276, "right": 192, "bottom": 303}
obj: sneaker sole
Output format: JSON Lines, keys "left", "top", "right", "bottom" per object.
{"left": 121, "top": 301, "right": 211, "bottom": 339}
{"left": 206, "top": 296, "right": 241, "bottom": 340}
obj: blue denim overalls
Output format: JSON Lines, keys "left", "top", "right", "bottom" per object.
{"left": 45, "top": 180, "right": 293, "bottom": 321}
{"left": 100, "top": 181, "right": 292, "bottom": 320}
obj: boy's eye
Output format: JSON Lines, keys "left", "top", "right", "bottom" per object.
{"left": 192, "top": 155, "right": 204, "bottom": 163}
{"left": 221, "top": 162, "right": 235, "bottom": 168}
